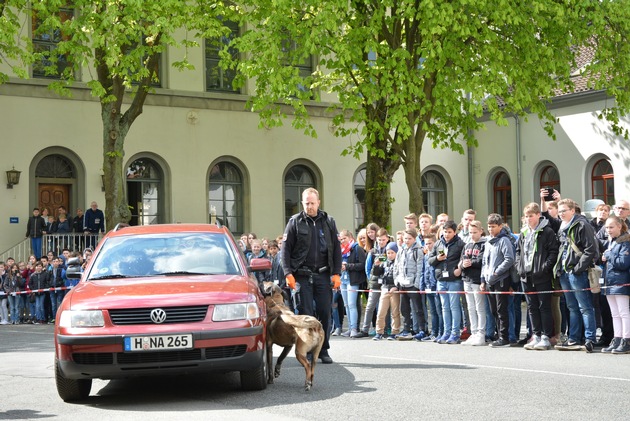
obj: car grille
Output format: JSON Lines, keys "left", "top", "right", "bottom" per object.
{"left": 109, "top": 306, "right": 209, "bottom": 325}
{"left": 72, "top": 345, "right": 247, "bottom": 365}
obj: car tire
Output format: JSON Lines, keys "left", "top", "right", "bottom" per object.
{"left": 55, "top": 357, "right": 92, "bottom": 402}
{"left": 240, "top": 347, "right": 267, "bottom": 391}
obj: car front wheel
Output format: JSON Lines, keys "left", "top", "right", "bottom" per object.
{"left": 55, "top": 357, "right": 92, "bottom": 402}
{"left": 240, "top": 347, "right": 267, "bottom": 391}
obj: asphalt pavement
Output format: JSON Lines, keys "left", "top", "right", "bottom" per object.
{"left": 1, "top": 324, "right": 629, "bottom": 420}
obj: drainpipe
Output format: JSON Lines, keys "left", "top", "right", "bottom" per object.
{"left": 467, "top": 92, "right": 474, "bottom": 210}
{"left": 515, "top": 115, "right": 522, "bottom": 225}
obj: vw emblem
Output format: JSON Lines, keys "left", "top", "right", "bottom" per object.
{"left": 150, "top": 308, "right": 167, "bottom": 324}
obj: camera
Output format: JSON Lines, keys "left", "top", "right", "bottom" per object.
{"left": 378, "top": 254, "right": 386, "bottom": 262}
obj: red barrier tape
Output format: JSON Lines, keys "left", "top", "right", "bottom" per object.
{"left": 0, "top": 286, "right": 72, "bottom": 297}
{"left": 341, "top": 283, "right": 630, "bottom": 295}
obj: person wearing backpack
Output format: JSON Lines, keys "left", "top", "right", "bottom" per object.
{"left": 553, "top": 198, "right": 598, "bottom": 353}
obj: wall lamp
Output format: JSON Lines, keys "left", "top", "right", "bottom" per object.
{"left": 6, "top": 167, "right": 21, "bottom": 189}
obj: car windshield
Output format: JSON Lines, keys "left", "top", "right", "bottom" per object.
{"left": 86, "top": 232, "right": 241, "bottom": 280}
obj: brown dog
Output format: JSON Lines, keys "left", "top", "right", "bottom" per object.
{"left": 262, "top": 281, "right": 325, "bottom": 391}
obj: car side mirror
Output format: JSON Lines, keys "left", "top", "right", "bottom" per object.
{"left": 249, "top": 258, "right": 271, "bottom": 272}
{"left": 66, "top": 257, "right": 83, "bottom": 279}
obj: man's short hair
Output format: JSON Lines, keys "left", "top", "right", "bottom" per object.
{"left": 302, "top": 187, "right": 319, "bottom": 199}
{"left": 404, "top": 213, "right": 418, "bottom": 224}
{"left": 418, "top": 213, "right": 433, "bottom": 222}
{"left": 404, "top": 228, "right": 418, "bottom": 238}
{"left": 33, "top": 207, "right": 39, "bottom": 211}
{"left": 376, "top": 228, "right": 389, "bottom": 237}
{"left": 547, "top": 201, "right": 558, "bottom": 210}
{"left": 423, "top": 234, "right": 437, "bottom": 242}
{"left": 558, "top": 198, "right": 577, "bottom": 210}
{"left": 487, "top": 213, "right": 504, "bottom": 225}
{"left": 596, "top": 204, "right": 611, "bottom": 212}
{"left": 523, "top": 202, "right": 540, "bottom": 215}
{"left": 442, "top": 220, "right": 458, "bottom": 232}
{"left": 468, "top": 220, "right": 484, "bottom": 232}
{"left": 34, "top": 262, "right": 43, "bottom": 267}
{"left": 269, "top": 240, "right": 279, "bottom": 248}
{"left": 463, "top": 209, "right": 476, "bottom": 217}
{"left": 340, "top": 229, "right": 354, "bottom": 239}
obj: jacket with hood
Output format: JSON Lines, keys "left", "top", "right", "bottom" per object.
{"left": 460, "top": 237, "right": 486, "bottom": 284}
{"left": 481, "top": 227, "right": 515, "bottom": 286}
{"left": 428, "top": 235, "right": 465, "bottom": 282}
{"left": 393, "top": 243, "right": 424, "bottom": 288}
{"left": 602, "top": 233, "right": 630, "bottom": 296}
{"left": 515, "top": 217, "right": 559, "bottom": 285}
{"left": 554, "top": 214, "right": 598, "bottom": 277}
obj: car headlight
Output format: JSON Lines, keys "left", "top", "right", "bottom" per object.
{"left": 213, "top": 303, "right": 260, "bottom": 321}
{"left": 59, "top": 310, "right": 105, "bottom": 328}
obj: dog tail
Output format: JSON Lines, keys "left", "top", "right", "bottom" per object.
{"left": 280, "top": 313, "right": 322, "bottom": 329}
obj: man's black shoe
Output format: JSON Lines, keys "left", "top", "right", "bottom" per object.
{"left": 594, "top": 338, "right": 612, "bottom": 348}
{"left": 319, "top": 353, "right": 333, "bottom": 364}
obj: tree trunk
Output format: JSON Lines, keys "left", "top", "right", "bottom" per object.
{"left": 364, "top": 151, "right": 400, "bottom": 231}
{"left": 403, "top": 132, "right": 424, "bottom": 215}
{"left": 101, "top": 102, "right": 131, "bottom": 230}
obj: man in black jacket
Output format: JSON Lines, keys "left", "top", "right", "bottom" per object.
{"left": 25, "top": 208, "right": 47, "bottom": 259}
{"left": 281, "top": 188, "right": 342, "bottom": 364}
{"left": 515, "top": 203, "right": 559, "bottom": 350}
{"left": 554, "top": 199, "right": 598, "bottom": 352}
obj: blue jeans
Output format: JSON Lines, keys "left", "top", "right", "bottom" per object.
{"left": 485, "top": 295, "right": 496, "bottom": 339}
{"left": 438, "top": 280, "right": 463, "bottom": 336}
{"left": 559, "top": 271, "right": 596, "bottom": 342}
{"left": 50, "top": 290, "right": 64, "bottom": 320}
{"left": 427, "top": 291, "right": 443, "bottom": 337}
{"left": 31, "top": 237, "right": 43, "bottom": 259}
{"left": 8, "top": 295, "right": 21, "bottom": 323}
{"left": 331, "top": 289, "right": 342, "bottom": 330}
{"left": 35, "top": 294, "right": 46, "bottom": 322}
{"left": 341, "top": 281, "right": 359, "bottom": 330}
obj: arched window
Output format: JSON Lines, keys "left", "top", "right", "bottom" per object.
{"left": 353, "top": 166, "right": 366, "bottom": 233}
{"left": 493, "top": 171, "right": 512, "bottom": 228}
{"left": 422, "top": 170, "right": 446, "bottom": 217}
{"left": 209, "top": 162, "right": 244, "bottom": 235}
{"left": 35, "top": 154, "right": 74, "bottom": 178}
{"left": 127, "top": 158, "right": 163, "bottom": 226}
{"left": 592, "top": 159, "right": 614, "bottom": 205}
{"left": 540, "top": 165, "right": 560, "bottom": 192}
{"left": 284, "top": 164, "right": 316, "bottom": 224}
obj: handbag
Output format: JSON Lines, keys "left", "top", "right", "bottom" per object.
{"left": 567, "top": 239, "right": 601, "bottom": 293}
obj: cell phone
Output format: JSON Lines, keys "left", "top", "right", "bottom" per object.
{"left": 544, "top": 187, "right": 555, "bottom": 202}
{"left": 378, "top": 255, "right": 386, "bottom": 262}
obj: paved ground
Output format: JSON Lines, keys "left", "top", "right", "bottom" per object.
{"left": 1, "top": 324, "right": 629, "bottom": 420}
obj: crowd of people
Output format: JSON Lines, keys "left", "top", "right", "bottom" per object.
{"left": 242, "top": 188, "right": 630, "bottom": 357}
{"left": 4, "top": 190, "right": 629, "bottom": 358}
{"left": 0, "top": 201, "right": 104, "bottom": 325}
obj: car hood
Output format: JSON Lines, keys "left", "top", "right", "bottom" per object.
{"left": 66, "top": 275, "right": 258, "bottom": 310}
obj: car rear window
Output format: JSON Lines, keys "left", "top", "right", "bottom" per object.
{"left": 86, "top": 232, "right": 241, "bottom": 279}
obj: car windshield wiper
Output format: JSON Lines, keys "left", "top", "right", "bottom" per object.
{"left": 89, "top": 274, "right": 134, "bottom": 280}
{"left": 157, "top": 271, "right": 206, "bottom": 276}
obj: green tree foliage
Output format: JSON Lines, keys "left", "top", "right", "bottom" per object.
{"left": 29, "top": 0, "right": 236, "bottom": 228}
{"left": 0, "top": 0, "right": 31, "bottom": 83}
{"left": 231, "top": 0, "right": 601, "bottom": 222}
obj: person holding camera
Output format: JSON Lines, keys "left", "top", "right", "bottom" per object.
{"left": 356, "top": 228, "right": 390, "bottom": 338}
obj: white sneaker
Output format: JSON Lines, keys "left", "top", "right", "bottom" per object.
{"left": 341, "top": 330, "right": 351, "bottom": 337}
{"left": 350, "top": 328, "right": 359, "bottom": 338}
{"left": 461, "top": 333, "right": 477, "bottom": 346}
{"left": 524, "top": 335, "right": 541, "bottom": 350}
{"left": 534, "top": 335, "right": 551, "bottom": 350}
{"left": 331, "top": 328, "right": 341, "bottom": 336}
{"left": 471, "top": 333, "right": 487, "bottom": 346}
{"left": 0, "top": 320, "right": 9, "bottom": 325}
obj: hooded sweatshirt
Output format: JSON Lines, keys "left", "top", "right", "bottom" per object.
{"left": 481, "top": 227, "right": 515, "bottom": 286}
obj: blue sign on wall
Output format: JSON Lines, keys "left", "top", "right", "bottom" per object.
{"left": 9, "top": 217, "right": 19, "bottom": 224}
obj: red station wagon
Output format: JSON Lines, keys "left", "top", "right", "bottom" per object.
{"left": 54, "top": 224, "right": 271, "bottom": 401}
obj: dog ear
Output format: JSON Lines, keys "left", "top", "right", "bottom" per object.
{"left": 261, "top": 281, "right": 273, "bottom": 296}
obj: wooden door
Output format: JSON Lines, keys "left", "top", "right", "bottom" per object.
{"left": 39, "top": 184, "right": 70, "bottom": 218}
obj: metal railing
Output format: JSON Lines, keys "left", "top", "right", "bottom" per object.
{"left": 0, "top": 233, "right": 104, "bottom": 262}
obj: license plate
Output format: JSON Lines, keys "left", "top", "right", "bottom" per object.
{"left": 124, "top": 334, "right": 193, "bottom": 352}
